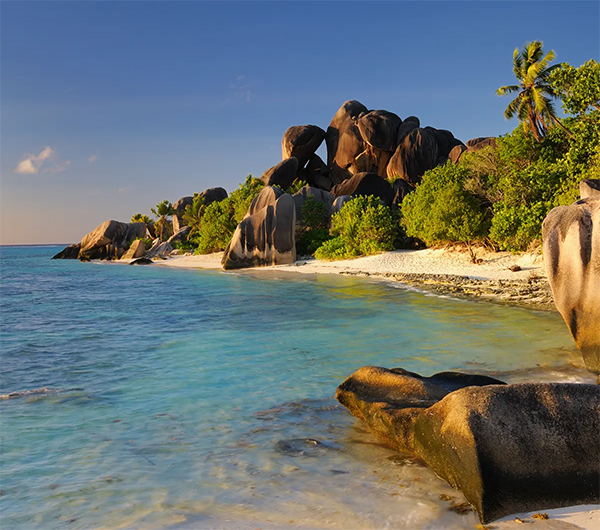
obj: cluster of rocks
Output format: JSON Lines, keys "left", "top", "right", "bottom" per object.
{"left": 222, "top": 100, "right": 497, "bottom": 270}
{"left": 336, "top": 366, "right": 600, "bottom": 524}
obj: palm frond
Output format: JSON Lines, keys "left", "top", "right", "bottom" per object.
{"left": 497, "top": 84, "right": 521, "bottom": 96}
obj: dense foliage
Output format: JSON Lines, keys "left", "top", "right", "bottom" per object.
{"left": 401, "top": 59, "right": 599, "bottom": 252}
{"left": 315, "top": 196, "right": 397, "bottom": 260}
{"left": 401, "top": 163, "right": 490, "bottom": 250}
{"left": 190, "top": 176, "right": 265, "bottom": 254}
{"left": 295, "top": 198, "right": 332, "bottom": 256}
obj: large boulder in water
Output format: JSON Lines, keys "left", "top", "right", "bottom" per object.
{"left": 70, "top": 220, "right": 146, "bottom": 260}
{"left": 336, "top": 366, "right": 600, "bottom": 523}
{"left": 542, "top": 197, "right": 600, "bottom": 372}
{"left": 222, "top": 193, "right": 296, "bottom": 270}
{"left": 331, "top": 172, "right": 394, "bottom": 207}
{"left": 52, "top": 243, "right": 81, "bottom": 259}
{"left": 261, "top": 157, "right": 299, "bottom": 189}
{"left": 281, "top": 125, "right": 326, "bottom": 168}
{"left": 386, "top": 127, "right": 439, "bottom": 183}
{"left": 326, "top": 100, "right": 369, "bottom": 185}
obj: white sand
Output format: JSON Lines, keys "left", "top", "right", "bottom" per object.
{"left": 154, "top": 247, "right": 546, "bottom": 281}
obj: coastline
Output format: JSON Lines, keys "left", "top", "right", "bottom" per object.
{"left": 150, "top": 248, "right": 555, "bottom": 311}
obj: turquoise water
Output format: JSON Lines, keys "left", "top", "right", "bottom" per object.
{"left": 0, "top": 246, "right": 592, "bottom": 530}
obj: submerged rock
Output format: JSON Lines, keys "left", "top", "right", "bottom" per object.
{"left": 336, "top": 366, "right": 600, "bottom": 523}
{"left": 543, "top": 197, "right": 600, "bottom": 372}
{"left": 52, "top": 243, "right": 81, "bottom": 260}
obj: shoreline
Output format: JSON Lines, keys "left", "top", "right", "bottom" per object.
{"left": 150, "top": 248, "right": 555, "bottom": 311}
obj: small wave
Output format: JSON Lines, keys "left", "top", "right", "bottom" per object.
{"left": 1, "top": 387, "right": 83, "bottom": 400}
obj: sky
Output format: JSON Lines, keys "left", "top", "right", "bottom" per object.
{"left": 1, "top": 1, "right": 599, "bottom": 245}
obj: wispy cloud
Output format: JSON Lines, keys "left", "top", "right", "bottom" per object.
{"left": 222, "top": 75, "right": 256, "bottom": 105}
{"left": 14, "top": 147, "right": 71, "bottom": 174}
{"left": 117, "top": 187, "right": 130, "bottom": 194}
{"left": 88, "top": 154, "right": 98, "bottom": 163}
{"left": 45, "top": 160, "right": 71, "bottom": 173}
{"left": 14, "top": 147, "right": 54, "bottom": 174}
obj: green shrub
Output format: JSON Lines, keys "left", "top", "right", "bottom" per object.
{"left": 315, "top": 196, "right": 397, "bottom": 260}
{"left": 193, "top": 200, "right": 237, "bottom": 254}
{"left": 296, "top": 229, "right": 332, "bottom": 256}
{"left": 489, "top": 202, "right": 548, "bottom": 252}
{"left": 299, "top": 197, "right": 327, "bottom": 231}
{"left": 401, "top": 163, "right": 490, "bottom": 247}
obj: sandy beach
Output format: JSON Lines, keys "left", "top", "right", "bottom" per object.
{"left": 151, "top": 247, "right": 555, "bottom": 310}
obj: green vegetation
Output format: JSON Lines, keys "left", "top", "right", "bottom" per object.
{"left": 131, "top": 213, "right": 151, "bottom": 224}
{"left": 315, "top": 196, "right": 397, "bottom": 260}
{"left": 496, "top": 41, "right": 568, "bottom": 141}
{"left": 190, "top": 176, "right": 265, "bottom": 254}
{"left": 295, "top": 197, "right": 332, "bottom": 256}
{"left": 151, "top": 200, "right": 175, "bottom": 241}
{"left": 401, "top": 163, "right": 489, "bottom": 259}
{"left": 400, "top": 56, "right": 599, "bottom": 253}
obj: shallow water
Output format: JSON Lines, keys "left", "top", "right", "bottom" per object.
{"left": 0, "top": 246, "right": 593, "bottom": 530}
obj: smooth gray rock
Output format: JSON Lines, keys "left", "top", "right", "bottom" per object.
{"left": 261, "top": 157, "right": 300, "bottom": 189}
{"left": 386, "top": 127, "right": 439, "bottom": 183}
{"left": 580, "top": 179, "right": 600, "bottom": 199}
{"left": 542, "top": 197, "right": 600, "bottom": 372}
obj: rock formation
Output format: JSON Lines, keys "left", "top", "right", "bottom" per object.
{"left": 386, "top": 128, "right": 439, "bottom": 183}
{"left": 247, "top": 186, "right": 284, "bottom": 217}
{"left": 337, "top": 366, "right": 600, "bottom": 523}
{"left": 466, "top": 137, "right": 497, "bottom": 152}
{"left": 332, "top": 172, "right": 394, "bottom": 207}
{"left": 53, "top": 220, "right": 146, "bottom": 260}
{"left": 120, "top": 239, "right": 145, "bottom": 260}
{"left": 261, "top": 157, "right": 300, "bottom": 189}
{"left": 326, "top": 100, "right": 370, "bottom": 185}
{"left": 542, "top": 196, "right": 600, "bottom": 372}
{"left": 222, "top": 193, "right": 296, "bottom": 269}
{"left": 281, "top": 125, "right": 326, "bottom": 168}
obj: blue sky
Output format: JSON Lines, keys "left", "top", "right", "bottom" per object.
{"left": 2, "top": 1, "right": 598, "bottom": 244}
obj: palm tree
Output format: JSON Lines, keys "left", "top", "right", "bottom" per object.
{"left": 181, "top": 193, "right": 206, "bottom": 239}
{"left": 131, "top": 213, "right": 151, "bottom": 224}
{"left": 151, "top": 200, "right": 174, "bottom": 241}
{"left": 497, "top": 41, "right": 570, "bottom": 141}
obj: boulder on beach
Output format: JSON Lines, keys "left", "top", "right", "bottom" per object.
{"left": 357, "top": 109, "right": 402, "bottom": 153}
{"left": 297, "top": 154, "right": 331, "bottom": 190}
{"left": 386, "top": 127, "right": 439, "bottom": 183}
{"left": 281, "top": 125, "right": 326, "bottom": 168}
{"left": 326, "top": 100, "right": 369, "bottom": 185}
{"left": 331, "top": 172, "right": 394, "bottom": 207}
{"left": 336, "top": 366, "right": 600, "bottom": 523}
{"left": 261, "top": 157, "right": 300, "bottom": 190}
{"left": 331, "top": 195, "right": 352, "bottom": 215}
{"left": 396, "top": 116, "right": 420, "bottom": 145}
{"left": 222, "top": 193, "right": 296, "bottom": 270}
{"left": 247, "top": 186, "right": 284, "bottom": 217}
{"left": 448, "top": 143, "right": 467, "bottom": 165}
{"left": 167, "top": 226, "right": 191, "bottom": 245}
{"left": 145, "top": 239, "right": 174, "bottom": 258}
{"left": 392, "top": 178, "right": 414, "bottom": 206}
{"left": 120, "top": 239, "right": 145, "bottom": 260}
{"left": 542, "top": 197, "right": 600, "bottom": 372}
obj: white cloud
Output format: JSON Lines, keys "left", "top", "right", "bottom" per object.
{"left": 14, "top": 146, "right": 54, "bottom": 174}
{"left": 45, "top": 160, "right": 71, "bottom": 173}
{"left": 117, "top": 187, "right": 130, "bottom": 194}
{"left": 88, "top": 155, "right": 98, "bottom": 163}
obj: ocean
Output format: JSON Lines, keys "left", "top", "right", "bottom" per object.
{"left": 0, "top": 245, "right": 593, "bottom": 530}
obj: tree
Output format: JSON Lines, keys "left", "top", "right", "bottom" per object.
{"left": 497, "top": 41, "right": 569, "bottom": 141}
{"left": 551, "top": 59, "right": 600, "bottom": 116}
{"left": 151, "top": 200, "right": 174, "bottom": 241}
{"left": 131, "top": 213, "right": 151, "bottom": 224}
{"left": 182, "top": 193, "right": 206, "bottom": 239}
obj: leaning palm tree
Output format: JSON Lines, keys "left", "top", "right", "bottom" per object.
{"left": 151, "top": 200, "right": 174, "bottom": 241}
{"left": 497, "top": 41, "right": 570, "bottom": 140}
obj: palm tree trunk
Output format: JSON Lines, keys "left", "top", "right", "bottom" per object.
{"left": 549, "top": 114, "right": 574, "bottom": 138}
